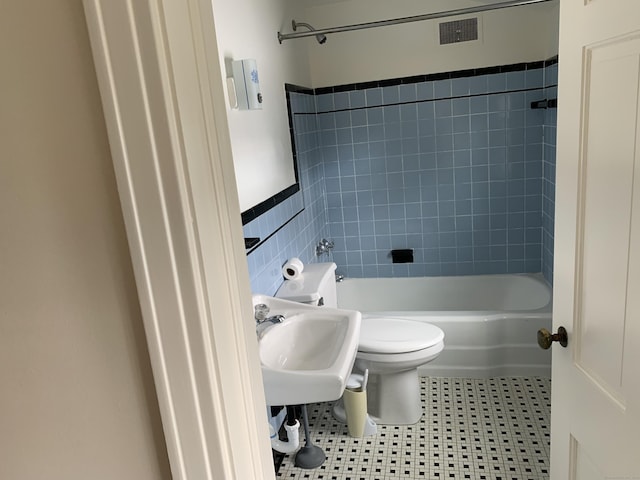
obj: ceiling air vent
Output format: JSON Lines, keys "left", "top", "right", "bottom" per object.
{"left": 439, "top": 18, "right": 478, "bottom": 45}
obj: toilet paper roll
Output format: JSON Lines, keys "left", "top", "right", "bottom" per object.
{"left": 282, "top": 257, "right": 304, "bottom": 280}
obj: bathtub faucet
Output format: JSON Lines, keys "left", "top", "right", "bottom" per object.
{"left": 316, "top": 238, "right": 335, "bottom": 256}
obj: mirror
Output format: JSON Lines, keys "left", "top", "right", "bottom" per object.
{"left": 242, "top": 84, "right": 307, "bottom": 253}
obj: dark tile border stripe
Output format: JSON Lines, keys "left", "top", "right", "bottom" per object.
{"left": 314, "top": 57, "right": 557, "bottom": 96}
{"left": 316, "top": 85, "right": 550, "bottom": 115}
{"left": 241, "top": 183, "right": 300, "bottom": 226}
{"left": 285, "top": 84, "right": 314, "bottom": 95}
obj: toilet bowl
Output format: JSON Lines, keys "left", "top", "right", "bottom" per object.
{"left": 354, "top": 317, "right": 444, "bottom": 424}
{"left": 276, "top": 262, "right": 445, "bottom": 425}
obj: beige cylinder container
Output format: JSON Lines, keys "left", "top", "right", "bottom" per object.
{"left": 343, "top": 388, "right": 368, "bottom": 437}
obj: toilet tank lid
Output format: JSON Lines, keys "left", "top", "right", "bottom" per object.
{"left": 275, "top": 262, "right": 336, "bottom": 303}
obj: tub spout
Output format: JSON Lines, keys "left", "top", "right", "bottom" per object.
{"left": 270, "top": 420, "right": 300, "bottom": 454}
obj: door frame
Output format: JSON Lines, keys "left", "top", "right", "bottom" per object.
{"left": 83, "top": 0, "right": 274, "bottom": 478}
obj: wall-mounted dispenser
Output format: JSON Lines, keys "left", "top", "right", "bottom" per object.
{"left": 230, "top": 59, "right": 262, "bottom": 110}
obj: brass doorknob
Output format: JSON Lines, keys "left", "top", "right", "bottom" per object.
{"left": 537, "top": 327, "right": 568, "bottom": 349}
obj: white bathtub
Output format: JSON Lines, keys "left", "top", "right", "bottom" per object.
{"left": 336, "top": 274, "right": 552, "bottom": 378}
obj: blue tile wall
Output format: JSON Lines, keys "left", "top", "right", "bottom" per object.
{"left": 244, "top": 61, "right": 558, "bottom": 290}
{"left": 245, "top": 90, "right": 331, "bottom": 296}
{"left": 319, "top": 67, "right": 548, "bottom": 278}
{"left": 542, "top": 61, "right": 558, "bottom": 285}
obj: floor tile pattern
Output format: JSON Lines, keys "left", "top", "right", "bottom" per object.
{"left": 276, "top": 377, "right": 551, "bottom": 480}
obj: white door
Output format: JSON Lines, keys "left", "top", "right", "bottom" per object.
{"left": 551, "top": 1, "right": 640, "bottom": 478}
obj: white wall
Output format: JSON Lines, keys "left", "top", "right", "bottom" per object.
{"left": 0, "top": 2, "right": 171, "bottom": 478}
{"left": 300, "top": 0, "right": 559, "bottom": 87}
{"left": 211, "top": 0, "right": 313, "bottom": 211}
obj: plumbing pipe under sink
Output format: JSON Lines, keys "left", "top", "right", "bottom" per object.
{"left": 269, "top": 420, "right": 300, "bottom": 454}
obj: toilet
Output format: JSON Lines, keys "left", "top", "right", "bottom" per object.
{"left": 276, "top": 262, "right": 444, "bottom": 425}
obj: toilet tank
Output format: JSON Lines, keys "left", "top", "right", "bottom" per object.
{"left": 275, "top": 262, "right": 338, "bottom": 308}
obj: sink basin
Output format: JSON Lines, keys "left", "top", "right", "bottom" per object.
{"left": 253, "top": 294, "right": 361, "bottom": 406}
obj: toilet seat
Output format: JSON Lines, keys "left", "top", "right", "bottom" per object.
{"left": 356, "top": 342, "right": 444, "bottom": 373}
{"left": 358, "top": 317, "right": 445, "bottom": 354}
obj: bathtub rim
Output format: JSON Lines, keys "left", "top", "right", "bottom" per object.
{"left": 360, "top": 310, "right": 552, "bottom": 321}
{"left": 337, "top": 272, "right": 553, "bottom": 315}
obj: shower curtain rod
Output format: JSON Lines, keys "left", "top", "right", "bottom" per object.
{"left": 277, "top": 0, "right": 553, "bottom": 43}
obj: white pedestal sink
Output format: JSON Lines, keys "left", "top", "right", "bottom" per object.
{"left": 252, "top": 294, "right": 361, "bottom": 406}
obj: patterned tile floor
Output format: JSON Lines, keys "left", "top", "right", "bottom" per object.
{"left": 276, "top": 377, "right": 551, "bottom": 480}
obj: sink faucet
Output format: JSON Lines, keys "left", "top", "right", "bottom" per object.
{"left": 254, "top": 304, "right": 285, "bottom": 338}
{"left": 256, "top": 315, "right": 285, "bottom": 338}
